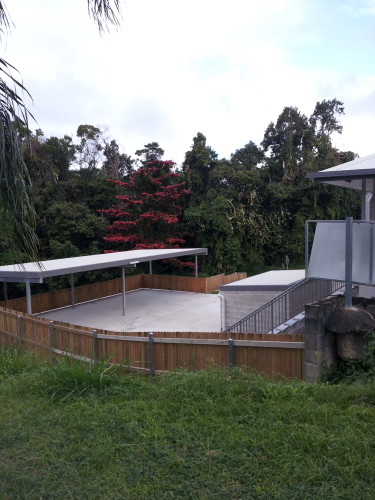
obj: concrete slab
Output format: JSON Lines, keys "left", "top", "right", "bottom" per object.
{"left": 38, "top": 289, "right": 221, "bottom": 332}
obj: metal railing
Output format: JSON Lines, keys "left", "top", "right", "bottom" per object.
{"left": 225, "top": 278, "right": 345, "bottom": 334}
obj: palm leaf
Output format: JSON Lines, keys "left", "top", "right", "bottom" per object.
{"left": 87, "top": 0, "right": 122, "bottom": 32}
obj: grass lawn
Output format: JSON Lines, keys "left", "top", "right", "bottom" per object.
{"left": 1, "top": 349, "right": 375, "bottom": 499}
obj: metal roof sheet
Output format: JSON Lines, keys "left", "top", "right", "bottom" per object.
{"left": 306, "top": 153, "right": 375, "bottom": 190}
{"left": 0, "top": 248, "right": 208, "bottom": 282}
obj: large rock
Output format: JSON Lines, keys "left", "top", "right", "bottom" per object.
{"left": 336, "top": 332, "right": 369, "bottom": 361}
{"left": 325, "top": 303, "right": 375, "bottom": 361}
{"left": 325, "top": 306, "right": 375, "bottom": 334}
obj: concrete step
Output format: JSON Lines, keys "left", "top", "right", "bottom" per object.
{"left": 267, "top": 312, "right": 305, "bottom": 334}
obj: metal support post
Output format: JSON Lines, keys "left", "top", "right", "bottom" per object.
{"left": 305, "top": 221, "right": 309, "bottom": 277}
{"left": 25, "top": 280, "right": 32, "bottom": 315}
{"left": 370, "top": 224, "right": 374, "bottom": 284}
{"left": 362, "top": 179, "right": 367, "bottom": 220}
{"left": 70, "top": 274, "right": 75, "bottom": 308}
{"left": 3, "top": 282, "right": 8, "bottom": 301}
{"left": 195, "top": 255, "right": 198, "bottom": 278}
{"left": 345, "top": 217, "right": 353, "bottom": 307}
{"left": 121, "top": 266, "right": 126, "bottom": 316}
{"left": 149, "top": 332, "right": 155, "bottom": 379}
{"left": 149, "top": 261, "right": 153, "bottom": 275}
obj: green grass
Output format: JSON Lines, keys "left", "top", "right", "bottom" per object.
{"left": 41, "top": 355, "right": 128, "bottom": 401}
{"left": 1, "top": 350, "right": 375, "bottom": 499}
{"left": 0, "top": 346, "right": 40, "bottom": 380}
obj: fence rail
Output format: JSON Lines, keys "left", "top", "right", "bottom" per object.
{"left": 226, "top": 278, "right": 344, "bottom": 334}
{"left": 0, "top": 307, "right": 304, "bottom": 379}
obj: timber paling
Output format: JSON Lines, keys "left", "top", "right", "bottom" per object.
{"left": 0, "top": 272, "right": 246, "bottom": 314}
{"left": 0, "top": 272, "right": 304, "bottom": 379}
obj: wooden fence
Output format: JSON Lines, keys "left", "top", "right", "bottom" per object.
{"left": 0, "top": 272, "right": 246, "bottom": 314}
{"left": 0, "top": 306, "right": 304, "bottom": 379}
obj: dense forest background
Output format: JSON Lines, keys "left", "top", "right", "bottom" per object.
{"left": 1, "top": 99, "right": 361, "bottom": 297}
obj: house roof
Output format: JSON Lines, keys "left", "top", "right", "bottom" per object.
{"left": 0, "top": 248, "right": 208, "bottom": 283}
{"left": 306, "top": 153, "right": 375, "bottom": 191}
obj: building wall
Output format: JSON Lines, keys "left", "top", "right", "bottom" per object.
{"left": 222, "top": 290, "right": 282, "bottom": 329}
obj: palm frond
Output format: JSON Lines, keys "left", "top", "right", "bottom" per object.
{"left": 0, "top": 58, "right": 39, "bottom": 263}
{"left": 0, "top": 1, "right": 11, "bottom": 35}
{"left": 87, "top": 0, "right": 122, "bottom": 32}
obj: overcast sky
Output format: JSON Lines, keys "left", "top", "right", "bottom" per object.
{"left": 3, "top": 0, "right": 375, "bottom": 166}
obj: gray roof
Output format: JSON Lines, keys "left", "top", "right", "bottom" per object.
{"left": 306, "top": 153, "right": 375, "bottom": 191}
{"left": 0, "top": 248, "right": 208, "bottom": 283}
{"left": 219, "top": 270, "right": 305, "bottom": 291}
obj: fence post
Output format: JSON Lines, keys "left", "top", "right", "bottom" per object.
{"left": 92, "top": 329, "right": 98, "bottom": 362}
{"left": 149, "top": 332, "right": 155, "bottom": 379}
{"left": 49, "top": 321, "right": 54, "bottom": 360}
{"left": 228, "top": 338, "right": 235, "bottom": 369}
{"left": 17, "top": 315, "right": 22, "bottom": 349}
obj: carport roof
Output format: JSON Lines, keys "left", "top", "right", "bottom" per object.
{"left": 0, "top": 248, "right": 208, "bottom": 283}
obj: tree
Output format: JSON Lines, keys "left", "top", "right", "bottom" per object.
{"left": 102, "top": 139, "right": 133, "bottom": 180}
{"left": 182, "top": 132, "right": 218, "bottom": 203}
{"left": 0, "top": 1, "right": 122, "bottom": 262}
{"left": 135, "top": 142, "right": 164, "bottom": 164}
{"left": 261, "top": 106, "right": 314, "bottom": 183}
{"left": 39, "top": 201, "right": 107, "bottom": 256}
{"left": 100, "top": 159, "right": 193, "bottom": 270}
{"left": 230, "top": 141, "right": 264, "bottom": 170}
{"left": 259, "top": 100, "right": 359, "bottom": 266}
{"left": 76, "top": 124, "right": 105, "bottom": 171}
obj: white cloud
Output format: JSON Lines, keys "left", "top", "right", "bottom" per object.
{"left": 2, "top": 0, "right": 375, "bottom": 165}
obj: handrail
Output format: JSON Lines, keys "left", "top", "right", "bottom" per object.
{"left": 225, "top": 278, "right": 344, "bottom": 334}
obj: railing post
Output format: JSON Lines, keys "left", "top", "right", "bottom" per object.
{"left": 271, "top": 301, "right": 274, "bottom": 333}
{"left": 228, "top": 338, "right": 235, "bottom": 369}
{"left": 92, "top": 329, "right": 98, "bottom": 362}
{"left": 149, "top": 332, "right": 155, "bottom": 379}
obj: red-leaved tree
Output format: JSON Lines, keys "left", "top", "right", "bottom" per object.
{"left": 99, "top": 160, "right": 194, "bottom": 270}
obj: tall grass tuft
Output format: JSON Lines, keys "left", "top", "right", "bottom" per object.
{"left": 43, "top": 355, "right": 128, "bottom": 401}
{"left": 0, "top": 346, "right": 39, "bottom": 380}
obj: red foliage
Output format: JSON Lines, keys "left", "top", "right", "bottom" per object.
{"left": 100, "top": 160, "right": 191, "bottom": 258}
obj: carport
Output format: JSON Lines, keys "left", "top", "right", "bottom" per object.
{"left": 0, "top": 248, "right": 208, "bottom": 314}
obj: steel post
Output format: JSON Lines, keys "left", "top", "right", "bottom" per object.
{"left": 121, "top": 266, "right": 126, "bottom": 316}
{"left": 70, "top": 274, "right": 75, "bottom": 308}
{"left": 25, "top": 280, "right": 32, "bottom": 315}
{"left": 345, "top": 217, "right": 353, "bottom": 307}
